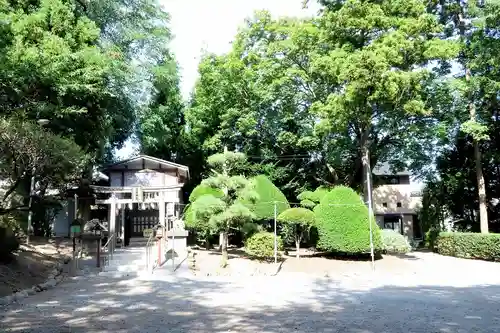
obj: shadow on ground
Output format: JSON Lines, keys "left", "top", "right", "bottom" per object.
{"left": 1, "top": 272, "right": 499, "bottom": 333}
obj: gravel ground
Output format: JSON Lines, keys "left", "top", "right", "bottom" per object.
{"left": 2, "top": 253, "right": 500, "bottom": 333}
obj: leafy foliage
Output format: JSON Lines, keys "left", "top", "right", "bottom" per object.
{"left": 243, "top": 175, "right": 290, "bottom": 220}
{"left": 436, "top": 232, "right": 500, "bottom": 261}
{"left": 277, "top": 207, "right": 315, "bottom": 258}
{"left": 188, "top": 184, "right": 224, "bottom": 203}
{"left": 314, "top": 186, "right": 382, "bottom": 254}
{"left": 381, "top": 229, "right": 411, "bottom": 254}
{"left": 190, "top": 150, "right": 257, "bottom": 265}
{"left": 244, "top": 231, "right": 283, "bottom": 260}
{"left": 298, "top": 187, "right": 330, "bottom": 208}
{"left": 0, "top": 118, "right": 87, "bottom": 215}
{"left": 240, "top": 222, "right": 263, "bottom": 241}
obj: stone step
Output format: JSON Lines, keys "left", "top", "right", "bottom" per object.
{"left": 103, "top": 257, "right": 144, "bottom": 265}
{"left": 106, "top": 250, "right": 147, "bottom": 258}
{"left": 103, "top": 263, "right": 147, "bottom": 272}
{"left": 129, "top": 238, "right": 149, "bottom": 245}
{"left": 98, "top": 270, "right": 149, "bottom": 278}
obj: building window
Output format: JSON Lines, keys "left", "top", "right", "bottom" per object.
{"left": 383, "top": 216, "right": 401, "bottom": 234}
{"left": 389, "top": 177, "right": 399, "bottom": 184}
{"left": 383, "top": 202, "right": 388, "bottom": 208}
{"left": 380, "top": 176, "right": 400, "bottom": 185}
{"left": 397, "top": 202, "right": 402, "bottom": 208}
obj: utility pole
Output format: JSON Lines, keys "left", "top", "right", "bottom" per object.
{"left": 366, "top": 163, "right": 375, "bottom": 271}
{"left": 273, "top": 202, "right": 277, "bottom": 264}
{"left": 220, "top": 146, "right": 228, "bottom": 250}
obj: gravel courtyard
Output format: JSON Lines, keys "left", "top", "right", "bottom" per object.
{"left": 2, "top": 253, "right": 500, "bottom": 333}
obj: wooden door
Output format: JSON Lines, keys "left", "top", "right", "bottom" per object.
{"left": 129, "top": 208, "right": 159, "bottom": 237}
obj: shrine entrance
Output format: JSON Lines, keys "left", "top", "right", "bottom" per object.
{"left": 126, "top": 205, "right": 160, "bottom": 240}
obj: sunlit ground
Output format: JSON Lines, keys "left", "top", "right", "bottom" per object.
{"left": 2, "top": 253, "right": 500, "bottom": 333}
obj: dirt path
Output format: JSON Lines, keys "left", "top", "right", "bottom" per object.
{"left": 2, "top": 263, "right": 500, "bottom": 333}
{"left": 0, "top": 237, "right": 72, "bottom": 297}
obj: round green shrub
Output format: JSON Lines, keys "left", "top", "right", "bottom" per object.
{"left": 244, "top": 231, "right": 283, "bottom": 259}
{"left": 314, "top": 186, "right": 383, "bottom": 254}
{"left": 278, "top": 207, "right": 315, "bottom": 226}
{"left": 381, "top": 229, "right": 411, "bottom": 254}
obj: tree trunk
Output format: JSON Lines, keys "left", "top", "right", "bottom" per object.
{"left": 474, "top": 141, "right": 489, "bottom": 233}
{"left": 205, "top": 238, "right": 210, "bottom": 250}
{"left": 466, "top": 67, "right": 489, "bottom": 233}
{"left": 218, "top": 232, "right": 224, "bottom": 250}
{"left": 221, "top": 231, "right": 229, "bottom": 267}
{"left": 361, "top": 135, "right": 373, "bottom": 207}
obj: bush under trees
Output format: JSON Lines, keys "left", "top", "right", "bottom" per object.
{"left": 244, "top": 231, "right": 283, "bottom": 259}
{"left": 436, "top": 232, "right": 500, "bottom": 261}
{"left": 314, "top": 186, "right": 383, "bottom": 254}
{"left": 381, "top": 229, "right": 411, "bottom": 254}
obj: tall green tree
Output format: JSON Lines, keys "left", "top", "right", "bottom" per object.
{"left": 308, "top": 0, "right": 458, "bottom": 202}
{"left": 0, "top": 118, "right": 86, "bottom": 216}
{"left": 187, "top": 4, "right": 457, "bottom": 201}
{"left": 192, "top": 151, "right": 257, "bottom": 266}
{"left": 185, "top": 14, "right": 325, "bottom": 198}
{"left": 0, "top": 0, "right": 130, "bottom": 160}
{"left": 420, "top": 0, "right": 500, "bottom": 233}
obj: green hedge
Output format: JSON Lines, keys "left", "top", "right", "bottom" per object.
{"left": 244, "top": 231, "right": 283, "bottom": 259}
{"left": 314, "top": 186, "right": 383, "bottom": 254}
{"left": 381, "top": 229, "right": 411, "bottom": 254}
{"left": 436, "top": 232, "right": 500, "bottom": 261}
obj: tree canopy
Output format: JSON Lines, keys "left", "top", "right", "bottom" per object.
{"left": 0, "top": 0, "right": 179, "bottom": 236}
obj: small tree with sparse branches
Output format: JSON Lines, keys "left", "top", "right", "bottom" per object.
{"left": 277, "top": 207, "right": 315, "bottom": 258}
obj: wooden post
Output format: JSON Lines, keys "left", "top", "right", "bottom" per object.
{"left": 96, "top": 238, "right": 101, "bottom": 268}
{"left": 157, "top": 237, "right": 162, "bottom": 266}
{"left": 109, "top": 196, "right": 116, "bottom": 254}
{"left": 121, "top": 207, "right": 125, "bottom": 246}
{"left": 159, "top": 193, "right": 165, "bottom": 227}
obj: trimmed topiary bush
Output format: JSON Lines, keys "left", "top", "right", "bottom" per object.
{"left": 277, "top": 207, "right": 315, "bottom": 258}
{"left": 298, "top": 187, "right": 331, "bottom": 208}
{"left": 314, "top": 186, "right": 383, "bottom": 254}
{"left": 189, "top": 184, "right": 224, "bottom": 203}
{"left": 381, "top": 229, "right": 411, "bottom": 254}
{"left": 243, "top": 175, "right": 289, "bottom": 220}
{"left": 244, "top": 231, "right": 283, "bottom": 259}
{"left": 436, "top": 232, "right": 500, "bottom": 261}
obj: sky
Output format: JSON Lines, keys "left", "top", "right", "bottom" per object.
{"left": 116, "top": 0, "right": 320, "bottom": 159}
{"left": 162, "top": 0, "right": 320, "bottom": 99}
